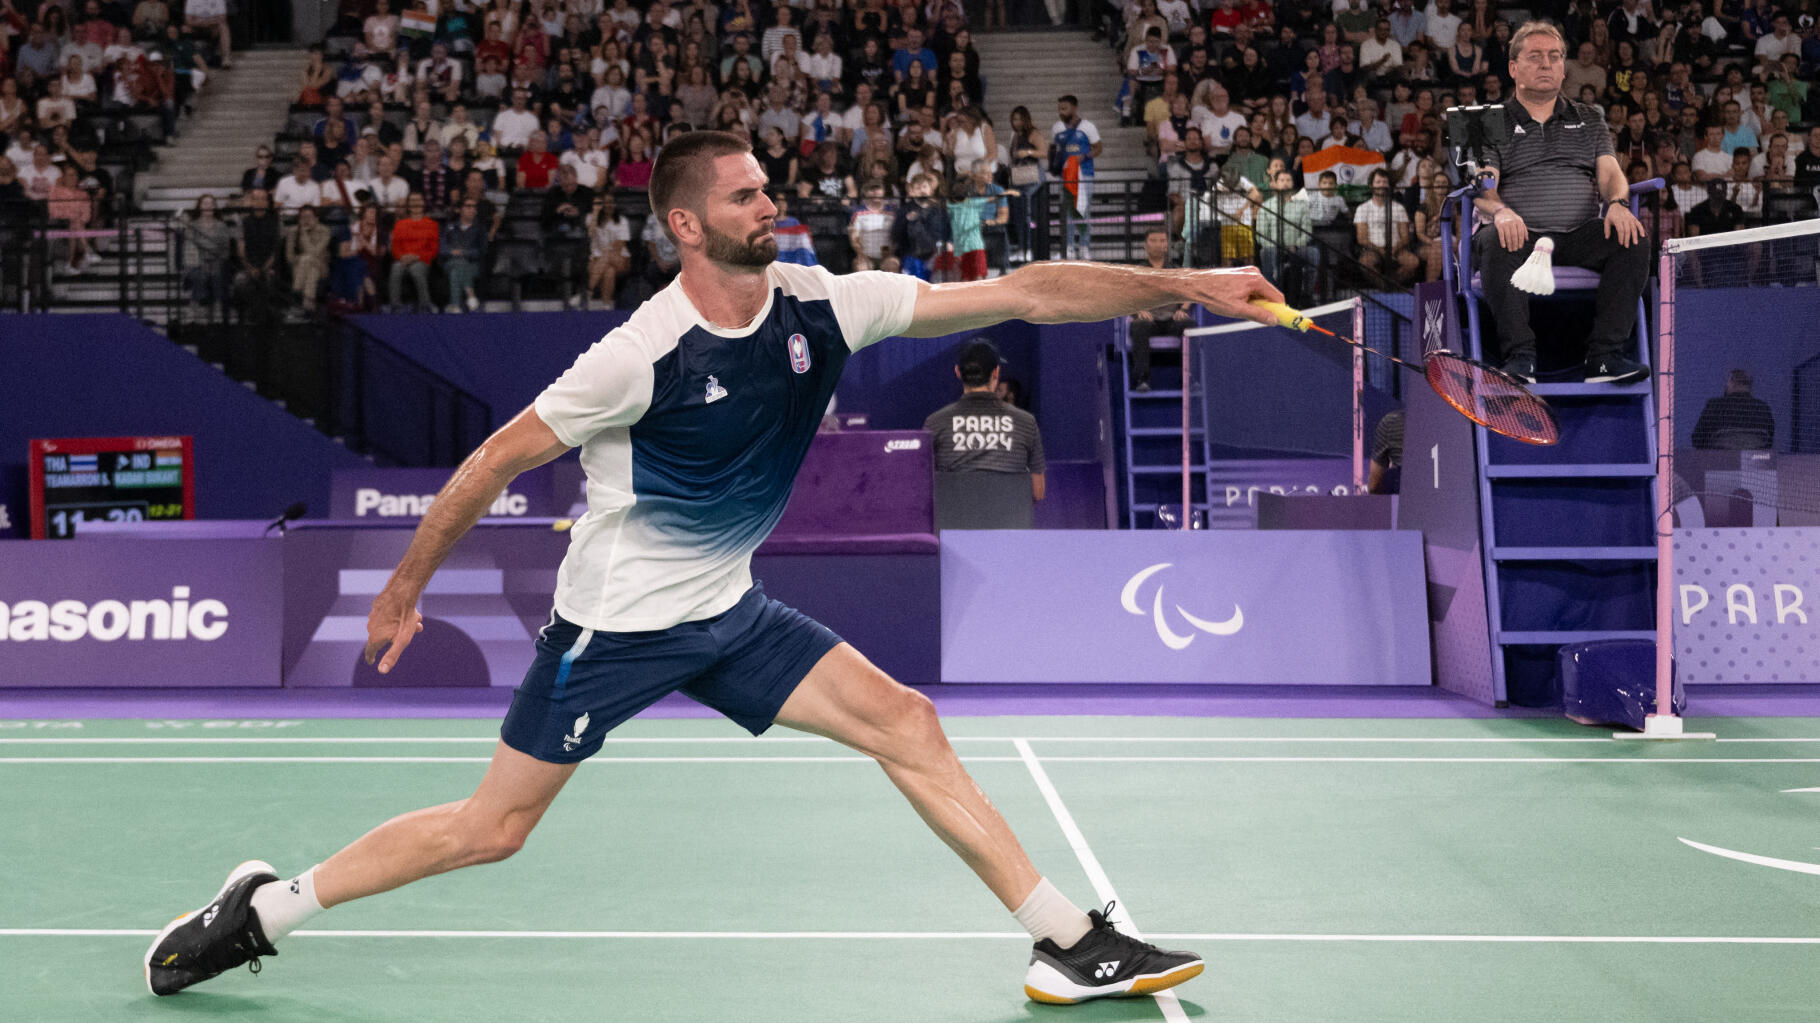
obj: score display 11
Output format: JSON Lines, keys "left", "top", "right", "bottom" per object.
{"left": 28, "top": 436, "right": 194, "bottom": 539}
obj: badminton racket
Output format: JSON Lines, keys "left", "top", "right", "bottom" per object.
{"left": 1250, "top": 299, "right": 1560, "bottom": 446}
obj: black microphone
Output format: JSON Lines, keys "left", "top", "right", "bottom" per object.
{"left": 265, "top": 501, "right": 308, "bottom": 536}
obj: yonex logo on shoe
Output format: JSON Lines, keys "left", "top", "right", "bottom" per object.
{"left": 202, "top": 905, "right": 219, "bottom": 928}
{"left": 1094, "top": 960, "right": 1120, "bottom": 978}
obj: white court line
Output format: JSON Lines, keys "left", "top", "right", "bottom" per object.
{"left": 12, "top": 734, "right": 1764, "bottom": 745}
{"left": 2, "top": 754, "right": 1817, "bottom": 765}
{"left": 1015, "top": 737, "right": 1189, "bottom": 1023}
{"left": 0, "top": 755, "right": 1006, "bottom": 765}
{"left": 10, "top": 928, "right": 1820, "bottom": 944}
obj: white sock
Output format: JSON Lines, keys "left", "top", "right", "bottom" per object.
{"left": 248, "top": 865, "right": 324, "bottom": 942}
{"left": 1012, "top": 877, "right": 1092, "bottom": 948}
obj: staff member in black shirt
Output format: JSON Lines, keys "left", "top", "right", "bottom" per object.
{"left": 1691, "top": 369, "right": 1774, "bottom": 450}
{"left": 925, "top": 339, "right": 1046, "bottom": 503}
{"left": 1472, "top": 20, "right": 1650, "bottom": 385}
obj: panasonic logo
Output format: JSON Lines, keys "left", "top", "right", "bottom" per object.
{"left": 0, "top": 587, "right": 229, "bottom": 642}
{"left": 354, "top": 488, "right": 530, "bottom": 517}
{"left": 884, "top": 439, "right": 923, "bottom": 452}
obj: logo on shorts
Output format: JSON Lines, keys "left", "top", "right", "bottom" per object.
{"left": 787, "top": 333, "right": 812, "bottom": 374}
{"left": 705, "top": 376, "right": 728, "bottom": 404}
{"left": 562, "top": 712, "right": 591, "bottom": 752}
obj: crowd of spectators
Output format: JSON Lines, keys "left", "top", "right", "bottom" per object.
{"left": 9, "top": 0, "right": 1820, "bottom": 316}
{"left": 170, "top": 0, "right": 1053, "bottom": 316}
{"left": 1114, "top": 0, "right": 1820, "bottom": 293}
{"left": 0, "top": 0, "right": 227, "bottom": 278}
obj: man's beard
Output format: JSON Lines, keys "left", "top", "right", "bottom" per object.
{"left": 703, "top": 221, "right": 777, "bottom": 268}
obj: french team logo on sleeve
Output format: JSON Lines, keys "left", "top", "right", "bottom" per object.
{"left": 787, "top": 333, "right": 811, "bottom": 374}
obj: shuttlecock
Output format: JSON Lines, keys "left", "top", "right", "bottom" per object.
{"left": 1511, "top": 236, "right": 1556, "bottom": 296}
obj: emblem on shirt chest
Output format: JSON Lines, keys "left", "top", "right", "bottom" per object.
{"left": 786, "top": 333, "right": 812, "bottom": 374}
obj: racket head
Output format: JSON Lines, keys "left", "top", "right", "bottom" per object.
{"left": 1422, "top": 351, "right": 1561, "bottom": 445}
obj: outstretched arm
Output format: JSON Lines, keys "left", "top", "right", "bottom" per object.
{"left": 902, "top": 261, "right": 1283, "bottom": 338}
{"left": 362, "top": 406, "right": 572, "bottom": 673}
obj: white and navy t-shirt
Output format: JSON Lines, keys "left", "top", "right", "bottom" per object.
{"left": 533, "top": 263, "right": 921, "bottom": 632}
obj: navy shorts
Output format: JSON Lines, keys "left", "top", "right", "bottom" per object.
{"left": 500, "top": 585, "right": 843, "bottom": 764}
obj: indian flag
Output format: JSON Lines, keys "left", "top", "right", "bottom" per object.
{"left": 1301, "top": 146, "right": 1386, "bottom": 200}
{"left": 400, "top": 9, "right": 436, "bottom": 37}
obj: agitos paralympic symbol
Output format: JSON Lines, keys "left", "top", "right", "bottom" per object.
{"left": 1119, "top": 563, "right": 1244, "bottom": 651}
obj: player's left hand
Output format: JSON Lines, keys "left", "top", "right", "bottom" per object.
{"left": 1604, "top": 202, "right": 1646, "bottom": 247}
{"left": 1186, "top": 266, "right": 1283, "bottom": 324}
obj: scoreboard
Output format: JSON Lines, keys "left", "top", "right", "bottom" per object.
{"left": 27, "top": 436, "right": 195, "bottom": 539}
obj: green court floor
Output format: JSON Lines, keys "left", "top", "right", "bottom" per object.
{"left": 5, "top": 714, "right": 1820, "bottom": 1021}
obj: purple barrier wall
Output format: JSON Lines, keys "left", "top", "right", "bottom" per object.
{"left": 0, "top": 315, "right": 369, "bottom": 537}
{"left": 749, "top": 550, "right": 939, "bottom": 683}
{"left": 348, "top": 311, "right": 623, "bottom": 420}
{"left": 1034, "top": 461, "right": 1109, "bottom": 530}
{"left": 770, "top": 430, "right": 933, "bottom": 539}
{"left": 1674, "top": 526, "right": 1820, "bottom": 684}
{"left": 0, "top": 539, "right": 283, "bottom": 687}
{"left": 282, "top": 525, "right": 566, "bottom": 688}
{"left": 940, "top": 530, "right": 1431, "bottom": 684}
{"left": 280, "top": 523, "right": 941, "bottom": 687}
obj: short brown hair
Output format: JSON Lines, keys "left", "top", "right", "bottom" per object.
{"left": 1509, "top": 20, "right": 1565, "bottom": 62}
{"left": 648, "top": 129, "right": 753, "bottom": 242}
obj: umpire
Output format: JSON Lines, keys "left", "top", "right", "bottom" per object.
{"left": 925, "top": 339, "right": 1046, "bottom": 509}
{"left": 1472, "top": 20, "right": 1649, "bottom": 386}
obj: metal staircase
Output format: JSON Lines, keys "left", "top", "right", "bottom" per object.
{"left": 1114, "top": 319, "right": 1210, "bottom": 529}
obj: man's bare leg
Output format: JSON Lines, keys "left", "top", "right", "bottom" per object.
{"left": 776, "top": 644, "right": 1205, "bottom": 1004}
{"left": 774, "top": 643, "right": 1041, "bottom": 910}
{"left": 145, "top": 741, "right": 577, "bottom": 995}
{"left": 313, "top": 741, "right": 578, "bottom": 907}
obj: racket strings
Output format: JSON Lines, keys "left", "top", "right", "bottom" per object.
{"left": 1295, "top": 319, "right": 1558, "bottom": 445}
{"left": 1424, "top": 354, "right": 1560, "bottom": 445}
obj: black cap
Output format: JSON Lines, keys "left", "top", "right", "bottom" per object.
{"left": 957, "top": 339, "right": 1002, "bottom": 386}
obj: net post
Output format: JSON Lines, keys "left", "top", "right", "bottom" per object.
{"left": 1352, "top": 297, "right": 1365, "bottom": 492}
{"left": 1182, "top": 331, "right": 1192, "bottom": 525}
{"left": 1619, "top": 242, "right": 1714, "bottom": 740}
{"left": 1655, "top": 247, "right": 1674, "bottom": 726}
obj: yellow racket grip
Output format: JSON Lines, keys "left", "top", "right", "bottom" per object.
{"left": 1251, "top": 299, "right": 1311, "bottom": 331}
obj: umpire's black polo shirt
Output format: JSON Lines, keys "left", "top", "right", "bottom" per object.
{"left": 1484, "top": 97, "right": 1615, "bottom": 233}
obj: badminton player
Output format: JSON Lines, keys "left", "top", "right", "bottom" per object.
{"left": 1469, "top": 20, "right": 1650, "bottom": 386}
{"left": 145, "top": 130, "right": 1281, "bottom": 1006}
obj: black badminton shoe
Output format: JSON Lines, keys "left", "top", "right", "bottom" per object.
{"left": 1023, "top": 902, "right": 1203, "bottom": 1004}
{"left": 1585, "top": 354, "right": 1648, "bottom": 384}
{"left": 1500, "top": 353, "right": 1537, "bottom": 384}
{"left": 144, "top": 859, "right": 280, "bottom": 996}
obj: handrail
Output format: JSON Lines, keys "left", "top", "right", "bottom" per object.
{"left": 326, "top": 314, "right": 494, "bottom": 467}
